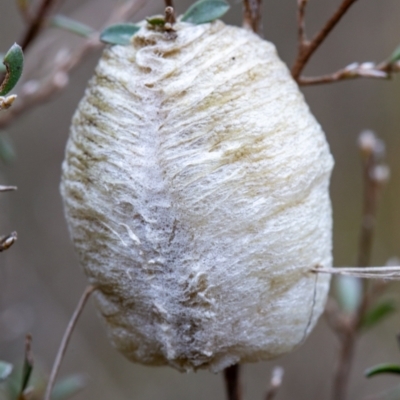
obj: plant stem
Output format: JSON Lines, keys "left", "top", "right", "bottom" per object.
{"left": 20, "top": 0, "right": 58, "bottom": 51}
{"left": 292, "top": 0, "right": 359, "bottom": 80}
{"left": 243, "top": 0, "right": 263, "bottom": 35}
{"left": 43, "top": 285, "right": 96, "bottom": 400}
{"left": 223, "top": 364, "right": 241, "bottom": 400}
{"left": 265, "top": 366, "right": 284, "bottom": 400}
{"left": 331, "top": 132, "right": 387, "bottom": 400}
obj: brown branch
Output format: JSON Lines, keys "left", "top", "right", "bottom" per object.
{"left": 331, "top": 131, "right": 389, "bottom": 400}
{"left": 43, "top": 285, "right": 96, "bottom": 400}
{"left": 165, "top": 6, "right": 176, "bottom": 26}
{"left": 332, "top": 328, "right": 356, "bottom": 400}
{"left": 223, "top": 364, "right": 241, "bottom": 400}
{"left": 0, "top": 0, "right": 147, "bottom": 130}
{"left": 20, "top": 0, "right": 59, "bottom": 51}
{"left": 298, "top": 61, "right": 400, "bottom": 86}
{"left": 292, "top": 0, "right": 360, "bottom": 80}
{"left": 243, "top": 0, "right": 263, "bottom": 35}
{"left": 265, "top": 367, "right": 284, "bottom": 400}
{"left": 297, "top": 0, "right": 308, "bottom": 45}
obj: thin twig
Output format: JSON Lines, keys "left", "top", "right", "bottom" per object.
{"left": 0, "top": 0, "right": 147, "bottom": 130}
{"left": 332, "top": 329, "right": 357, "bottom": 400}
{"left": 330, "top": 131, "right": 388, "bottom": 400}
{"left": 292, "top": 0, "right": 360, "bottom": 80}
{"left": 265, "top": 367, "right": 284, "bottom": 400}
{"left": 20, "top": 0, "right": 59, "bottom": 51}
{"left": 242, "top": 0, "right": 263, "bottom": 35}
{"left": 298, "top": 61, "right": 400, "bottom": 85}
{"left": 165, "top": 6, "right": 176, "bottom": 26}
{"left": 297, "top": 0, "right": 308, "bottom": 45}
{"left": 314, "top": 266, "right": 400, "bottom": 279}
{"left": 43, "top": 285, "right": 95, "bottom": 400}
{"left": 223, "top": 364, "right": 241, "bottom": 400}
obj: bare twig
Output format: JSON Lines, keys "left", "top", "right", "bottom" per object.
{"left": 298, "top": 61, "right": 400, "bottom": 85}
{"left": 165, "top": 6, "right": 176, "bottom": 26}
{"left": 330, "top": 131, "right": 389, "bottom": 400}
{"left": 0, "top": 39, "right": 97, "bottom": 130}
{"left": 292, "top": 0, "right": 360, "bottom": 80}
{"left": 332, "top": 329, "right": 357, "bottom": 400}
{"left": 0, "top": 0, "right": 147, "bottom": 130}
{"left": 20, "top": 0, "right": 59, "bottom": 51}
{"left": 313, "top": 266, "right": 400, "bottom": 279}
{"left": 297, "top": 0, "right": 308, "bottom": 45}
{"left": 265, "top": 367, "right": 284, "bottom": 400}
{"left": 43, "top": 285, "right": 96, "bottom": 400}
{"left": 243, "top": 0, "right": 263, "bottom": 35}
{"left": 224, "top": 364, "right": 241, "bottom": 400}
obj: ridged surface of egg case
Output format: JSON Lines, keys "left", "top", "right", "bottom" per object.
{"left": 60, "top": 20, "right": 334, "bottom": 372}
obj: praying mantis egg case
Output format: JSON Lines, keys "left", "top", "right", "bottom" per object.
{"left": 60, "top": 20, "right": 334, "bottom": 372}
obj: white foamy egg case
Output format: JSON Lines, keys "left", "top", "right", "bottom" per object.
{"left": 60, "top": 20, "right": 334, "bottom": 372}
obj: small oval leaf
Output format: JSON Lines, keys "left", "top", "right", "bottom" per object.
{"left": 146, "top": 16, "right": 166, "bottom": 27}
{"left": 0, "top": 43, "right": 24, "bottom": 96}
{"left": 100, "top": 24, "right": 141, "bottom": 46}
{"left": 365, "top": 363, "right": 400, "bottom": 378}
{"left": 0, "top": 361, "right": 13, "bottom": 382}
{"left": 51, "top": 15, "right": 95, "bottom": 38}
{"left": 361, "top": 300, "right": 396, "bottom": 330}
{"left": 181, "top": 0, "right": 230, "bottom": 24}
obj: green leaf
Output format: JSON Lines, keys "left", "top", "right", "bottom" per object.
{"left": 365, "top": 363, "right": 400, "bottom": 378}
{"left": 100, "top": 24, "right": 141, "bottom": 45}
{"left": 0, "top": 43, "right": 24, "bottom": 96}
{"left": 0, "top": 133, "right": 15, "bottom": 163}
{"left": 0, "top": 361, "right": 13, "bottom": 382}
{"left": 181, "top": 0, "right": 230, "bottom": 24}
{"left": 334, "top": 275, "right": 362, "bottom": 313}
{"left": 51, "top": 374, "right": 86, "bottom": 400}
{"left": 19, "top": 335, "right": 33, "bottom": 395}
{"left": 361, "top": 300, "right": 396, "bottom": 330}
{"left": 51, "top": 15, "right": 95, "bottom": 38}
{"left": 389, "top": 45, "right": 400, "bottom": 63}
{"left": 146, "top": 15, "right": 166, "bottom": 27}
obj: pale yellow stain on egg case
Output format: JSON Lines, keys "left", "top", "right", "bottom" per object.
{"left": 61, "top": 20, "right": 334, "bottom": 372}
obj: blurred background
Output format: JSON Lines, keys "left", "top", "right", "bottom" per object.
{"left": 0, "top": 0, "right": 400, "bottom": 399}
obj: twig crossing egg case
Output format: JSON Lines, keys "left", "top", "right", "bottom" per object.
{"left": 60, "top": 19, "right": 334, "bottom": 372}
